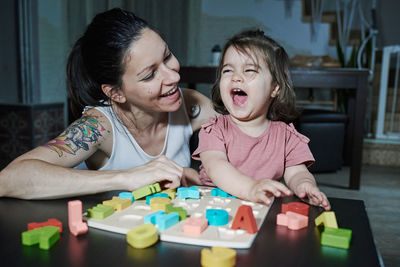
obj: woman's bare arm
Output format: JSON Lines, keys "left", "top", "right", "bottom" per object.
{"left": 0, "top": 109, "right": 184, "bottom": 199}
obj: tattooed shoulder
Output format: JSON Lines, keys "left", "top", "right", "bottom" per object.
{"left": 189, "top": 104, "right": 201, "bottom": 119}
{"left": 43, "top": 115, "right": 106, "bottom": 157}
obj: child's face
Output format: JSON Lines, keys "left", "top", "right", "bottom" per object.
{"left": 219, "top": 46, "right": 279, "bottom": 122}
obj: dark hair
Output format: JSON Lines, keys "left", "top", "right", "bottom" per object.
{"left": 211, "top": 29, "right": 298, "bottom": 123}
{"left": 67, "top": 8, "right": 149, "bottom": 118}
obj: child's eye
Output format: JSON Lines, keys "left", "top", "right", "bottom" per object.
{"left": 245, "top": 69, "right": 257, "bottom": 73}
{"left": 222, "top": 69, "right": 232, "bottom": 74}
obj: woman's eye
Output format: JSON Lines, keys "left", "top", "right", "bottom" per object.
{"left": 164, "top": 52, "right": 172, "bottom": 62}
{"left": 142, "top": 71, "right": 155, "bottom": 81}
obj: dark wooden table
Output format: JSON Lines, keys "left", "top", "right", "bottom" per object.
{"left": 0, "top": 193, "right": 382, "bottom": 266}
{"left": 179, "top": 66, "right": 369, "bottom": 190}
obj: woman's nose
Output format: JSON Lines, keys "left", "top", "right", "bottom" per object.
{"left": 162, "top": 64, "right": 180, "bottom": 85}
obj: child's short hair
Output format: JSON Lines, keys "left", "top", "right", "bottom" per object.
{"left": 211, "top": 29, "right": 299, "bottom": 123}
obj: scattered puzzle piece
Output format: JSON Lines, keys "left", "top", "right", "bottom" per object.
{"left": 27, "top": 218, "right": 63, "bottom": 233}
{"left": 68, "top": 200, "right": 88, "bottom": 236}
{"left": 144, "top": 210, "right": 165, "bottom": 225}
{"left": 231, "top": 205, "right": 258, "bottom": 234}
{"left": 103, "top": 196, "right": 131, "bottom": 211}
{"left": 281, "top": 202, "right": 309, "bottom": 216}
{"left": 276, "top": 211, "right": 308, "bottom": 230}
{"left": 157, "top": 213, "right": 179, "bottom": 230}
{"left": 150, "top": 197, "right": 171, "bottom": 212}
{"left": 87, "top": 204, "right": 114, "bottom": 220}
{"left": 211, "top": 188, "right": 236, "bottom": 198}
{"left": 321, "top": 227, "right": 352, "bottom": 249}
{"left": 201, "top": 246, "right": 236, "bottom": 267}
{"left": 146, "top": 193, "right": 169, "bottom": 205}
{"left": 177, "top": 186, "right": 200, "bottom": 199}
{"left": 183, "top": 217, "right": 208, "bottom": 236}
{"left": 165, "top": 204, "right": 187, "bottom": 220}
{"left": 126, "top": 223, "right": 159, "bottom": 249}
{"left": 21, "top": 225, "right": 60, "bottom": 250}
{"left": 206, "top": 209, "right": 229, "bottom": 226}
{"left": 119, "top": 192, "right": 135, "bottom": 202}
{"left": 315, "top": 211, "right": 338, "bottom": 228}
{"left": 132, "top": 183, "right": 161, "bottom": 200}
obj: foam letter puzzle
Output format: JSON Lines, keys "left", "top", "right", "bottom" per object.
{"left": 177, "top": 186, "right": 200, "bottom": 199}
{"left": 132, "top": 183, "right": 161, "bottom": 200}
{"left": 150, "top": 197, "right": 171, "bottom": 211}
{"left": 165, "top": 204, "right": 187, "bottom": 220}
{"left": 201, "top": 246, "right": 236, "bottom": 267}
{"left": 85, "top": 186, "right": 272, "bottom": 248}
{"left": 87, "top": 204, "right": 114, "bottom": 219}
{"left": 281, "top": 202, "right": 309, "bottom": 216}
{"left": 68, "top": 200, "right": 88, "bottom": 236}
{"left": 183, "top": 217, "right": 208, "bottom": 236}
{"left": 231, "top": 205, "right": 258, "bottom": 234}
{"left": 276, "top": 211, "right": 308, "bottom": 230}
{"left": 315, "top": 211, "right": 338, "bottom": 228}
{"left": 206, "top": 209, "right": 229, "bottom": 226}
{"left": 126, "top": 223, "right": 158, "bottom": 249}
{"left": 321, "top": 227, "right": 352, "bottom": 249}
{"left": 27, "top": 218, "right": 63, "bottom": 233}
{"left": 21, "top": 225, "right": 60, "bottom": 250}
{"left": 103, "top": 196, "right": 131, "bottom": 211}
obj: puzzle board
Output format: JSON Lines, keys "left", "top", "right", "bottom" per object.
{"left": 84, "top": 186, "right": 272, "bottom": 249}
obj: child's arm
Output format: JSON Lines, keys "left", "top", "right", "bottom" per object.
{"left": 200, "top": 150, "right": 292, "bottom": 205}
{"left": 284, "top": 164, "right": 331, "bottom": 210}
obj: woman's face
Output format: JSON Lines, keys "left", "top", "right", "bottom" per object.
{"left": 219, "top": 46, "right": 279, "bottom": 122}
{"left": 120, "top": 28, "right": 181, "bottom": 113}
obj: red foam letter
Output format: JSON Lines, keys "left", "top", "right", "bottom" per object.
{"left": 231, "top": 205, "right": 258, "bottom": 234}
{"left": 281, "top": 202, "right": 309, "bottom": 216}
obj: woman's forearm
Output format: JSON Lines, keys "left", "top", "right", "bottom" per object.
{"left": 0, "top": 159, "right": 122, "bottom": 199}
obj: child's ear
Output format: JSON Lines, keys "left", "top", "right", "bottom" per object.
{"left": 271, "top": 84, "right": 280, "bottom": 98}
{"left": 101, "top": 84, "right": 126, "bottom": 103}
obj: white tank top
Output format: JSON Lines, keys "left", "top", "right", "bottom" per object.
{"left": 76, "top": 92, "right": 193, "bottom": 170}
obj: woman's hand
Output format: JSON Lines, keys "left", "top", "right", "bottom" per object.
{"left": 295, "top": 181, "right": 331, "bottom": 210}
{"left": 247, "top": 179, "right": 292, "bottom": 206}
{"left": 124, "top": 156, "right": 184, "bottom": 190}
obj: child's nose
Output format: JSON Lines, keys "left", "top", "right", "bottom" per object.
{"left": 231, "top": 72, "right": 243, "bottom": 82}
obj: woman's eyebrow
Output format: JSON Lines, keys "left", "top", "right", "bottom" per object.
{"left": 137, "top": 44, "right": 168, "bottom": 77}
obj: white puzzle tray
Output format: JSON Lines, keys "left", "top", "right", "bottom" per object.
{"left": 84, "top": 186, "right": 272, "bottom": 248}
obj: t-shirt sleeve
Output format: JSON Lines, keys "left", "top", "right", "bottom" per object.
{"left": 285, "top": 123, "right": 315, "bottom": 168}
{"left": 192, "top": 117, "right": 226, "bottom": 160}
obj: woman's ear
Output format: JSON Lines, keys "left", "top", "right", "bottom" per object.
{"left": 101, "top": 84, "right": 126, "bottom": 103}
{"left": 271, "top": 84, "right": 280, "bottom": 98}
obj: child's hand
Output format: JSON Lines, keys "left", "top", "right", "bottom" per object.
{"left": 295, "top": 181, "right": 331, "bottom": 210}
{"left": 248, "top": 179, "right": 292, "bottom": 206}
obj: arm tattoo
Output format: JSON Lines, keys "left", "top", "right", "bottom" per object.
{"left": 43, "top": 115, "right": 106, "bottom": 157}
{"left": 189, "top": 104, "right": 201, "bottom": 119}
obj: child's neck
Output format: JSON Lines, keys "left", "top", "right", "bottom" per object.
{"left": 229, "top": 115, "right": 270, "bottom": 137}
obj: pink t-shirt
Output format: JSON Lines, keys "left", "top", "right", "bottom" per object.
{"left": 192, "top": 115, "right": 315, "bottom": 186}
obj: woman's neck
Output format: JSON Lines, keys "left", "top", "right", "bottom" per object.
{"left": 113, "top": 102, "right": 168, "bottom": 133}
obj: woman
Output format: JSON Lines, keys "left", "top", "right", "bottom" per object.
{"left": 0, "top": 8, "right": 215, "bottom": 199}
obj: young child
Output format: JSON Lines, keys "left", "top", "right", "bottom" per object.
{"left": 192, "top": 29, "right": 330, "bottom": 210}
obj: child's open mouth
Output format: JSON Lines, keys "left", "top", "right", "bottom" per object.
{"left": 231, "top": 88, "right": 247, "bottom": 106}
